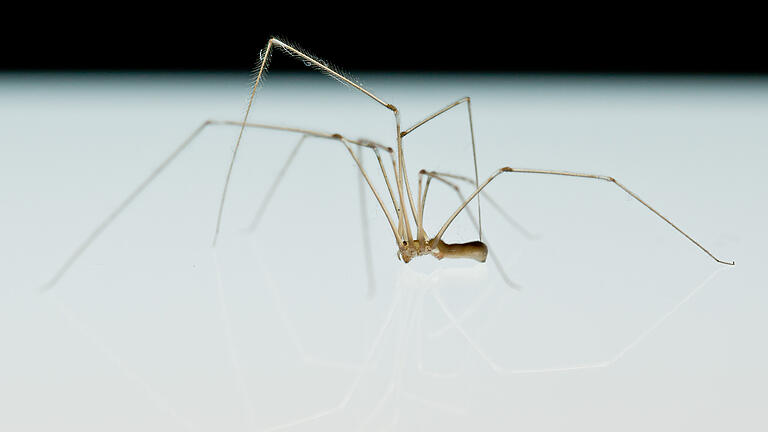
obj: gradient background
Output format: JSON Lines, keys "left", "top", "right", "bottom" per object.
{"left": 1, "top": 24, "right": 766, "bottom": 431}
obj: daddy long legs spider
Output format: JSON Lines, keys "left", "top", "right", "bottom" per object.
{"left": 40, "top": 37, "right": 734, "bottom": 292}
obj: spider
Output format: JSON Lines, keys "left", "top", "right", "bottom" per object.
{"left": 41, "top": 38, "right": 734, "bottom": 291}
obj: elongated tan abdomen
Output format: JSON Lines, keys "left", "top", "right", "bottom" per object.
{"left": 433, "top": 239, "right": 488, "bottom": 262}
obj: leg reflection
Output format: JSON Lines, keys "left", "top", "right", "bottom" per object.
{"left": 429, "top": 267, "right": 727, "bottom": 375}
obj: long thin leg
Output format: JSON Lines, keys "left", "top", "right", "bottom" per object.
{"left": 246, "top": 135, "right": 306, "bottom": 231}
{"left": 365, "top": 144, "right": 400, "bottom": 221}
{"left": 223, "top": 38, "right": 419, "bottom": 248}
{"left": 416, "top": 174, "right": 430, "bottom": 244}
{"left": 357, "top": 146, "right": 376, "bottom": 298}
{"left": 40, "top": 121, "right": 208, "bottom": 291}
{"left": 218, "top": 122, "right": 400, "bottom": 244}
{"left": 339, "top": 137, "right": 403, "bottom": 246}
{"left": 434, "top": 167, "right": 734, "bottom": 265}
{"left": 401, "top": 97, "right": 482, "bottom": 240}
{"left": 245, "top": 135, "right": 381, "bottom": 298}
{"left": 424, "top": 170, "right": 538, "bottom": 240}
{"left": 223, "top": 123, "right": 402, "bottom": 247}
{"left": 246, "top": 135, "right": 381, "bottom": 297}
{"left": 40, "top": 120, "right": 395, "bottom": 291}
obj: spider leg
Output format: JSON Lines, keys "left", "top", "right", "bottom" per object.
{"left": 423, "top": 170, "right": 539, "bottom": 240}
{"left": 357, "top": 146, "right": 377, "bottom": 298}
{"left": 402, "top": 97, "right": 482, "bottom": 239}
{"left": 434, "top": 167, "right": 734, "bottom": 265}
{"left": 41, "top": 121, "right": 394, "bottom": 291}
{"left": 223, "top": 38, "right": 419, "bottom": 248}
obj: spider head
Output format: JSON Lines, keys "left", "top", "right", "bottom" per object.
{"left": 397, "top": 242, "right": 417, "bottom": 263}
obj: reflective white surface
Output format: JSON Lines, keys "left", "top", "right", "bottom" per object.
{"left": 1, "top": 73, "right": 765, "bottom": 431}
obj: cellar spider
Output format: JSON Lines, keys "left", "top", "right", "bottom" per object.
{"left": 41, "top": 38, "right": 734, "bottom": 291}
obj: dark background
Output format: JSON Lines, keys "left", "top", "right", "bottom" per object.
{"left": 3, "top": 17, "right": 763, "bottom": 73}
